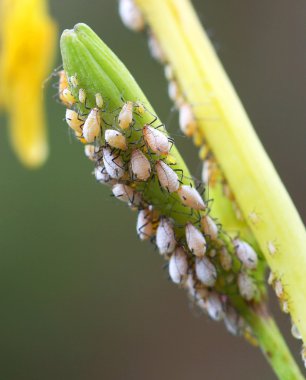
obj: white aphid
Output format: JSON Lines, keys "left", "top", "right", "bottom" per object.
{"left": 148, "top": 32, "right": 165, "bottom": 62}
{"left": 118, "top": 101, "right": 133, "bottom": 130}
{"left": 155, "top": 160, "right": 179, "bottom": 193}
{"left": 119, "top": 0, "right": 145, "bottom": 32}
{"left": 65, "top": 109, "right": 83, "bottom": 134}
{"left": 184, "top": 272, "right": 197, "bottom": 298}
{"left": 206, "top": 292, "right": 224, "bottom": 321}
{"left": 234, "top": 239, "right": 258, "bottom": 270}
{"left": 195, "top": 257, "right": 217, "bottom": 287}
{"left": 143, "top": 125, "right": 170, "bottom": 155}
{"left": 237, "top": 273, "right": 257, "bottom": 301}
{"left": 78, "top": 88, "right": 86, "bottom": 104}
{"left": 224, "top": 306, "right": 243, "bottom": 336}
{"left": 130, "top": 149, "right": 151, "bottom": 181}
{"left": 274, "top": 279, "right": 284, "bottom": 299}
{"left": 164, "top": 64, "right": 174, "bottom": 81}
{"left": 69, "top": 75, "right": 78, "bottom": 87}
{"left": 156, "top": 218, "right": 176, "bottom": 255}
{"left": 168, "top": 80, "right": 183, "bottom": 106}
{"left": 168, "top": 247, "right": 188, "bottom": 284}
{"left": 95, "top": 93, "right": 103, "bottom": 108}
{"left": 84, "top": 145, "right": 97, "bottom": 161}
{"left": 267, "top": 241, "right": 277, "bottom": 256}
{"left": 83, "top": 108, "right": 101, "bottom": 143}
{"left": 136, "top": 208, "right": 154, "bottom": 240}
{"left": 179, "top": 103, "right": 197, "bottom": 137}
{"left": 102, "top": 147, "right": 125, "bottom": 179}
{"left": 185, "top": 223, "right": 206, "bottom": 257}
{"left": 219, "top": 247, "right": 232, "bottom": 272}
{"left": 291, "top": 323, "right": 302, "bottom": 340}
{"left": 267, "top": 271, "right": 275, "bottom": 285}
{"left": 177, "top": 185, "right": 206, "bottom": 210}
{"left": 105, "top": 129, "right": 127, "bottom": 151}
{"left": 112, "top": 184, "right": 142, "bottom": 207}
{"left": 201, "top": 215, "right": 218, "bottom": 240}
{"left": 94, "top": 165, "right": 114, "bottom": 185}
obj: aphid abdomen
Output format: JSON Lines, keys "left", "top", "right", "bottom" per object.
{"left": 102, "top": 147, "right": 125, "bottom": 179}
{"left": 237, "top": 272, "right": 256, "bottom": 301}
{"left": 65, "top": 109, "right": 84, "bottom": 134}
{"left": 118, "top": 101, "right": 133, "bottom": 130}
{"left": 234, "top": 239, "right": 258, "bottom": 270}
{"left": 169, "top": 247, "right": 188, "bottom": 284}
{"left": 143, "top": 125, "right": 170, "bottom": 155}
{"left": 219, "top": 247, "right": 233, "bottom": 272}
{"left": 118, "top": 0, "right": 145, "bottom": 32}
{"left": 201, "top": 215, "right": 218, "bottom": 240}
{"left": 179, "top": 103, "right": 197, "bottom": 137}
{"left": 206, "top": 292, "right": 224, "bottom": 321}
{"left": 185, "top": 223, "right": 206, "bottom": 257}
{"left": 195, "top": 257, "right": 217, "bottom": 287}
{"left": 156, "top": 217, "right": 176, "bottom": 255}
{"left": 177, "top": 185, "right": 206, "bottom": 210}
{"left": 83, "top": 108, "right": 101, "bottom": 143}
{"left": 136, "top": 208, "right": 154, "bottom": 240}
{"left": 105, "top": 129, "right": 127, "bottom": 151}
{"left": 130, "top": 149, "right": 151, "bottom": 181}
{"left": 155, "top": 160, "right": 179, "bottom": 193}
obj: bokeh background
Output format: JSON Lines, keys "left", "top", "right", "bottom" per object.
{"left": 0, "top": 1, "right": 305, "bottom": 379}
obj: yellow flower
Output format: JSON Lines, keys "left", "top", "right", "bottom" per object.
{"left": 0, "top": 0, "right": 57, "bottom": 168}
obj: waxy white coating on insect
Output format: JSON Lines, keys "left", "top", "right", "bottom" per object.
{"left": 148, "top": 32, "right": 165, "bottom": 62}
{"left": 267, "top": 271, "right": 275, "bottom": 285}
{"left": 185, "top": 223, "right": 206, "bottom": 257}
{"left": 177, "top": 185, "right": 206, "bottom": 210}
{"left": 130, "top": 149, "right": 151, "bottom": 181}
{"left": 169, "top": 247, "right": 188, "bottom": 284}
{"left": 291, "top": 323, "right": 302, "bottom": 340}
{"left": 201, "top": 215, "right": 218, "bottom": 240}
{"left": 164, "top": 64, "right": 174, "bottom": 81}
{"left": 84, "top": 145, "right": 97, "bottom": 161}
{"left": 179, "top": 103, "right": 197, "bottom": 137}
{"left": 206, "top": 292, "right": 224, "bottom": 321}
{"left": 168, "top": 80, "right": 182, "bottom": 106}
{"left": 103, "top": 147, "right": 125, "bottom": 179}
{"left": 224, "top": 306, "right": 242, "bottom": 336}
{"left": 83, "top": 108, "right": 101, "bottom": 143}
{"left": 118, "top": 101, "right": 133, "bottom": 130}
{"left": 78, "top": 88, "right": 86, "bottom": 104}
{"left": 219, "top": 247, "right": 232, "bottom": 272}
{"left": 94, "top": 165, "right": 113, "bottom": 185}
{"left": 69, "top": 75, "right": 78, "bottom": 87}
{"left": 195, "top": 257, "right": 217, "bottom": 287}
{"left": 156, "top": 218, "right": 176, "bottom": 255}
{"left": 65, "top": 109, "right": 83, "bottom": 134}
{"left": 281, "top": 299, "right": 289, "bottom": 314}
{"left": 95, "top": 93, "right": 103, "bottom": 108}
{"left": 237, "top": 273, "right": 256, "bottom": 301}
{"left": 274, "top": 279, "right": 284, "bottom": 299}
{"left": 155, "top": 160, "right": 179, "bottom": 193}
{"left": 119, "top": 0, "right": 144, "bottom": 32}
{"left": 105, "top": 129, "right": 127, "bottom": 151}
{"left": 234, "top": 239, "right": 258, "bottom": 270}
{"left": 112, "top": 184, "right": 142, "bottom": 207}
{"left": 136, "top": 208, "right": 154, "bottom": 240}
{"left": 143, "top": 125, "right": 170, "bottom": 155}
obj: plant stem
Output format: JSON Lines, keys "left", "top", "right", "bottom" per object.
{"left": 135, "top": 0, "right": 306, "bottom": 347}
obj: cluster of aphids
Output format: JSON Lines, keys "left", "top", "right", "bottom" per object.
{"left": 57, "top": 66, "right": 266, "bottom": 339}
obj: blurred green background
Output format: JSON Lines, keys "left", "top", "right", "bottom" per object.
{"left": 0, "top": 1, "right": 305, "bottom": 379}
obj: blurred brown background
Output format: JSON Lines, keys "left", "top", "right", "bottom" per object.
{"left": 0, "top": 1, "right": 305, "bottom": 379}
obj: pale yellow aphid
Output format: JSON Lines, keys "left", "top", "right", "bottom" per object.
{"left": 185, "top": 223, "right": 206, "bottom": 257}
{"left": 136, "top": 208, "right": 155, "bottom": 241}
{"left": 58, "top": 70, "right": 76, "bottom": 106}
{"left": 155, "top": 160, "right": 179, "bottom": 193}
{"left": 105, "top": 129, "right": 127, "bottom": 151}
{"left": 118, "top": 0, "right": 145, "bottom": 32}
{"left": 143, "top": 125, "right": 170, "bottom": 155}
{"left": 118, "top": 101, "right": 133, "bottom": 129}
{"left": 62, "top": 89, "right": 76, "bottom": 107}
{"left": 219, "top": 247, "right": 232, "bottom": 272}
{"left": 69, "top": 74, "right": 78, "bottom": 88}
{"left": 199, "top": 145, "right": 209, "bottom": 161}
{"left": 83, "top": 108, "right": 101, "bottom": 143}
{"left": 95, "top": 93, "right": 103, "bottom": 108}
{"left": 79, "top": 88, "right": 86, "bottom": 104}
{"left": 169, "top": 247, "right": 188, "bottom": 284}
{"left": 65, "top": 109, "right": 84, "bottom": 134}
{"left": 200, "top": 215, "right": 218, "bottom": 240}
{"left": 130, "top": 149, "right": 151, "bottom": 181}
{"left": 267, "top": 241, "right": 277, "bottom": 256}
{"left": 248, "top": 210, "right": 261, "bottom": 225}
{"left": 177, "top": 185, "right": 206, "bottom": 210}
{"left": 179, "top": 103, "right": 197, "bottom": 137}
{"left": 135, "top": 101, "right": 145, "bottom": 115}
{"left": 84, "top": 145, "right": 97, "bottom": 161}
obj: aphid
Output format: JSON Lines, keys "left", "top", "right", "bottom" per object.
{"left": 118, "top": 0, "right": 145, "bottom": 32}
{"left": 78, "top": 88, "right": 86, "bottom": 104}
{"left": 200, "top": 215, "right": 218, "bottom": 240}
{"left": 103, "top": 147, "right": 125, "bottom": 179}
{"left": 177, "top": 185, "right": 206, "bottom": 210}
{"left": 168, "top": 247, "right": 188, "bottom": 284}
{"left": 206, "top": 292, "right": 224, "bottom": 321}
{"left": 143, "top": 125, "right": 170, "bottom": 155}
{"left": 69, "top": 74, "right": 78, "bottom": 87}
{"left": 301, "top": 345, "right": 306, "bottom": 368}
{"left": 267, "top": 241, "right": 277, "bottom": 256}
{"left": 219, "top": 247, "right": 232, "bottom": 272}
{"left": 105, "top": 129, "right": 127, "bottom": 151}
{"left": 95, "top": 93, "right": 103, "bottom": 108}
{"left": 112, "top": 184, "right": 142, "bottom": 207}
{"left": 148, "top": 32, "right": 165, "bottom": 63}
{"left": 83, "top": 108, "right": 101, "bottom": 143}
{"left": 291, "top": 323, "right": 302, "bottom": 340}
{"left": 94, "top": 165, "right": 114, "bottom": 185}
{"left": 237, "top": 272, "right": 257, "bottom": 301}
{"left": 274, "top": 279, "right": 284, "bottom": 299}
{"left": 179, "top": 103, "right": 197, "bottom": 137}
{"left": 202, "top": 158, "right": 218, "bottom": 186}
{"left": 58, "top": 70, "right": 75, "bottom": 106}
{"left": 195, "top": 257, "right": 217, "bottom": 287}
{"left": 61, "top": 88, "right": 76, "bottom": 106}
{"left": 184, "top": 272, "right": 197, "bottom": 298}
{"left": 168, "top": 80, "right": 183, "bottom": 106}
{"left": 130, "top": 149, "right": 151, "bottom": 181}
{"left": 136, "top": 208, "right": 155, "bottom": 240}
{"left": 224, "top": 306, "right": 242, "bottom": 336}
{"left": 234, "top": 239, "right": 258, "bottom": 270}
{"left": 281, "top": 299, "right": 289, "bottom": 314}
{"left": 164, "top": 64, "right": 174, "bottom": 81}
{"left": 155, "top": 160, "right": 179, "bottom": 193}
{"left": 135, "top": 101, "right": 145, "bottom": 115}
{"left": 118, "top": 101, "right": 134, "bottom": 130}
{"left": 248, "top": 210, "right": 260, "bottom": 225}
{"left": 267, "top": 271, "right": 275, "bottom": 285}
{"left": 65, "top": 109, "right": 84, "bottom": 134}
{"left": 84, "top": 145, "right": 97, "bottom": 161}
{"left": 185, "top": 223, "right": 206, "bottom": 257}
{"left": 156, "top": 217, "right": 176, "bottom": 255}
{"left": 199, "top": 145, "right": 209, "bottom": 161}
